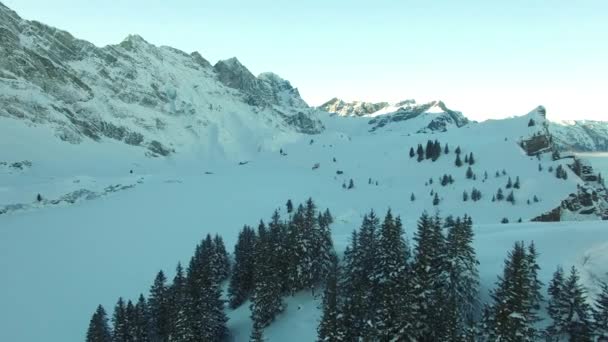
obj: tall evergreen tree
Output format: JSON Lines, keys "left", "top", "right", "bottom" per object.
{"left": 112, "top": 297, "right": 130, "bottom": 342}
{"left": 444, "top": 144, "right": 450, "bottom": 154}
{"left": 561, "top": 266, "right": 593, "bottom": 341}
{"left": 133, "top": 294, "right": 150, "bottom": 342}
{"left": 546, "top": 266, "right": 567, "bottom": 340}
{"left": 168, "top": 264, "right": 186, "bottom": 342}
{"left": 409, "top": 147, "right": 416, "bottom": 158}
{"left": 213, "top": 235, "right": 231, "bottom": 282}
{"left": 148, "top": 271, "right": 171, "bottom": 342}
{"left": 87, "top": 305, "right": 112, "bottom": 342}
{"left": 594, "top": 282, "right": 608, "bottom": 339}
{"left": 317, "top": 255, "right": 342, "bottom": 342}
{"left": 466, "top": 166, "right": 474, "bottom": 179}
{"left": 228, "top": 225, "right": 257, "bottom": 308}
{"left": 286, "top": 199, "right": 293, "bottom": 213}
{"left": 445, "top": 216, "right": 479, "bottom": 341}
{"left": 413, "top": 212, "right": 448, "bottom": 341}
{"left": 468, "top": 152, "right": 475, "bottom": 165}
{"left": 376, "top": 211, "right": 414, "bottom": 340}
{"left": 482, "top": 242, "right": 540, "bottom": 341}
{"left": 433, "top": 192, "right": 440, "bottom": 206}
{"left": 251, "top": 221, "right": 284, "bottom": 328}
{"left": 456, "top": 153, "right": 463, "bottom": 167}
{"left": 417, "top": 144, "right": 425, "bottom": 162}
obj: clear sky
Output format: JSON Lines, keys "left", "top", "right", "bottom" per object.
{"left": 4, "top": 0, "right": 607, "bottom": 121}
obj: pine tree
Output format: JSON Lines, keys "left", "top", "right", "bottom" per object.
{"left": 425, "top": 140, "right": 434, "bottom": 160}
{"left": 168, "top": 264, "right": 186, "bottom": 342}
{"left": 514, "top": 176, "right": 521, "bottom": 189}
{"left": 148, "top": 271, "right": 170, "bottom": 342}
{"left": 286, "top": 199, "right": 293, "bottom": 213}
{"left": 410, "top": 147, "right": 415, "bottom": 158}
{"left": 413, "top": 212, "right": 448, "bottom": 341}
{"left": 411, "top": 193, "right": 416, "bottom": 202}
{"left": 561, "top": 266, "right": 594, "bottom": 341}
{"left": 376, "top": 212, "right": 414, "bottom": 340}
{"left": 533, "top": 195, "right": 539, "bottom": 203}
{"left": 465, "top": 154, "right": 469, "bottom": 164}
{"left": 466, "top": 166, "right": 474, "bottom": 179}
{"left": 594, "top": 282, "right": 608, "bottom": 339}
{"left": 432, "top": 140, "right": 441, "bottom": 161}
{"left": 228, "top": 226, "right": 257, "bottom": 309}
{"left": 463, "top": 190, "right": 469, "bottom": 202}
{"left": 251, "top": 221, "right": 284, "bottom": 328}
{"left": 213, "top": 234, "right": 231, "bottom": 281}
{"left": 133, "top": 294, "right": 150, "bottom": 342}
{"left": 546, "top": 266, "right": 568, "bottom": 339}
{"left": 86, "top": 305, "right": 112, "bottom": 342}
{"left": 339, "top": 230, "right": 364, "bottom": 341}
{"left": 444, "top": 144, "right": 450, "bottom": 154}
{"left": 433, "top": 192, "right": 440, "bottom": 206}
{"left": 417, "top": 144, "right": 425, "bottom": 162}
{"left": 482, "top": 242, "right": 540, "bottom": 341}
{"left": 526, "top": 242, "right": 543, "bottom": 327}
{"left": 496, "top": 188, "right": 505, "bottom": 201}
{"left": 456, "top": 146, "right": 462, "bottom": 155}
{"left": 112, "top": 298, "right": 130, "bottom": 342}
{"left": 317, "top": 255, "right": 342, "bottom": 342}
{"left": 506, "top": 177, "right": 513, "bottom": 189}
{"left": 445, "top": 216, "right": 479, "bottom": 341}
{"left": 455, "top": 154, "right": 463, "bottom": 167}
{"left": 507, "top": 191, "right": 515, "bottom": 204}
{"left": 468, "top": 152, "right": 475, "bottom": 165}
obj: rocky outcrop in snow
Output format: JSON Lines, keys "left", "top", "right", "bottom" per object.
{"left": 367, "top": 100, "right": 470, "bottom": 133}
{"left": 318, "top": 98, "right": 389, "bottom": 117}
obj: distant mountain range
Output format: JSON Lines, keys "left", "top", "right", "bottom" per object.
{"left": 319, "top": 98, "right": 608, "bottom": 152}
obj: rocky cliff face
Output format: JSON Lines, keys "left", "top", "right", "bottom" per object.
{"left": 0, "top": 2, "right": 323, "bottom": 157}
{"left": 318, "top": 98, "right": 389, "bottom": 116}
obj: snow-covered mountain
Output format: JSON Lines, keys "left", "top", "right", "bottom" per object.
{"left": 319, "top": 98, "right": 470, "bottom": 133}
{"left": 0, "top": 2, "right": 323, "bottom": 159}
{"left": 549, "top": 120, "right": 608, "bottom": 152}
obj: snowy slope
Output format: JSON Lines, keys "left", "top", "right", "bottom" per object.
{"left": 1, "top": 103, "right": 605, "bottom": 341}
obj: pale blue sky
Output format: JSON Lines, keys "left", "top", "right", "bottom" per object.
{"left": 4, "top": 0, "right": 607, "bottom": 121}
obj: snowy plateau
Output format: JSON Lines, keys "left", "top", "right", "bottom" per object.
{"left": 1, "top": 2, "right": 608, "bottom": 342}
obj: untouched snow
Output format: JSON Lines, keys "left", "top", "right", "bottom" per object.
{"left": 0, "top": 109, "right": 606, "bottom": 341}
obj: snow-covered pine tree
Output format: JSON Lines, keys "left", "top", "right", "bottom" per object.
{"left": 514, "top": 176, "right": 521, "bottom": 189}
{"left": 413, "top": 212, "right": 448, "bottom": 341}
{"left": 339, "top": 230, "right": 365, "bottom": 341}
{"left": 560, "top": 266, "right": 594, "bottom": 340}
{"left": 410, "top": 147, "right": 415, "bottom": 158}
{"left": 594, "top": 282, "right": 608, "bottom": 339}
{"left": 317, "top": 254, "right": 342, "bottom": 342}
{"left": 148, "top": 271, "right": 171, "bottom": 342}
{"left": 469, "top": 152, "right": 475, "bottom": 165}
{"left": 445, "top": 216, "right": 480, "bottom": 341}
{"left": 445, "top": 144, "right": 450, "bottom": 154}
{"left": 465, "top": 154, "right": 469, "bottom": 164}
{"left": 376, "top": 211, "right": 414, "bottom": 340}
{"left": 546, "top": 266, "right": 567, "bottom": 339}
{"left": 213, "top": 234, "right": 231, "bottom": 282}
{"left": 463, "top": 190, "right": 469, "bottom": 202}
{"left": 482, "top": 242, "right": 540, "bottom": 341}
{"left": 456, "top": 146, "right": 462, "bottom": 155}
{"left": 133, "top": 294, "right": 150, "bottom": 342}
{"left": 112, "top": 297, "right": 130, "bottom": 342}
{"left": 425, "top": 140, "right": 434, "bottom": 160}
{"left": 251, "top": 221, "right": 284, "bottom": 328}
{"left": 354, "top": 210, "right": 381, "bottom": 339}
{"left": 250, "top": 320, "right": 265, "bottom": 342}
{"left": 433, "top": 192, "right": 440, "bottom": 206}
{"left": 526, "top": 242, "right": 543, "bottom": 322}
{"left": 313, "top": 209, "right": 335, "bottom": 290}
{"left": 228, "top": 225, "right": 257, "bottom": 309}
{"left": 86, "top": 305, "right": 112, "bottom": 342}
{"left": 168, "top": 264, "right": 187, "bottom": 342}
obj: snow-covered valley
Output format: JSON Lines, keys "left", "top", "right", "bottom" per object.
{"left": 1, "top": 105, "right": 608, "bottom": 341}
